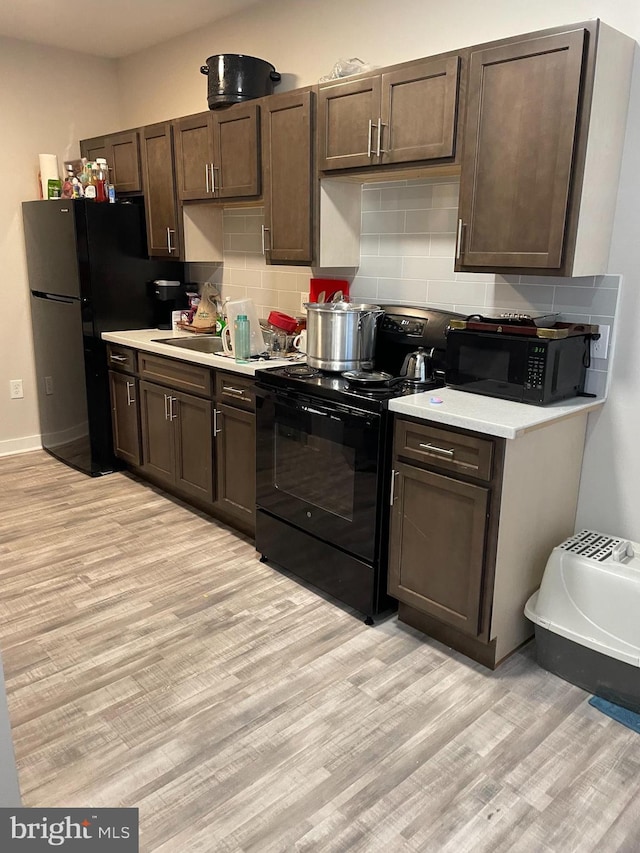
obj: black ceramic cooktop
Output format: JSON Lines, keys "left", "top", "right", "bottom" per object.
{"left": 256, "top": 364, "right": 443, "bottom": 412}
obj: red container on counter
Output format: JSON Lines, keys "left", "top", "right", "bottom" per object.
{"left": 267, "top": 310, "right": 298, "bottom": 334}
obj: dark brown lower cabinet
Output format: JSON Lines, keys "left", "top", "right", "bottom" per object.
{"left": 107, "top": 350, "right": 257, "bottom": 537}
{"left": 388, "top": 412, "right": 593, "bottom": 670}
{"left": 388, "top": 462, "right": 489, "bottom": 636}
{"left": 212, "top": 370, "right": 256, "bottom": 532}
{"left": 108, "top": 371, "right": 141, "bottom": 466}
{"left": 213, "top": 403, "right": 256, "bottom": 525}
{"left": 388, "top": 416, "right": 503, "bottom": 666}
{"left": 139, "top": 379, "right": 213, "bottom": 503}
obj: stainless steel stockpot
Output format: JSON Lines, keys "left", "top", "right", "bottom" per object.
{"left": 304, "top": 302, "right": 383, "bottom": 372}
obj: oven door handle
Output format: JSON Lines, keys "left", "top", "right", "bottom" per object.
{"left": 256, "top": 384, "right": 376, "bottom": 422}
{"left": 290, "top": 397, "right": 376, "bottom": 423}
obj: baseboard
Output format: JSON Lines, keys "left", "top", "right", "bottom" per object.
{"left": 0, "top": 436, "right": 42, "bottom": 458}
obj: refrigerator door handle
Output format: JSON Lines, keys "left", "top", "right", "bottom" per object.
{"left": 32, "top": 291, "right": 76, "bottom": 304}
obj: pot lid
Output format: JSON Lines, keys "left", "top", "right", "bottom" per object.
{"left": 304, "top": 302, "right": 381, "bottom": 312}
{"left": 342, "top": 370, "right": 393, "bottom": 385}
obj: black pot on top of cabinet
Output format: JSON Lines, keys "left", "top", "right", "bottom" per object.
{"left": 200, "top": 54, "right": 281, "bottom": 109}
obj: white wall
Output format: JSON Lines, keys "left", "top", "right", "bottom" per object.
{"left": 0, "top": 36, "right": 121, "bottom": 456}
{"left": 575, "top": 49, "right": 640, "bottom": 538}
{"left": 117, "top": 0, "right": 640, "bottom": 126}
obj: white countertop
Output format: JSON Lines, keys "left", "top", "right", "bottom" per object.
{"left": 389, "top": 386, "right": 605, "bottom": 439}
{"left": 101, "top": 329, "right": 295, "bottom": 377}
{"left": 103, "top": 330, "right": 605, "bottom": 436}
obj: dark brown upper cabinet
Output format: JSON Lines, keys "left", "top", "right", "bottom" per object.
{"left": 140, "top": 122, "right": 182, "bottom": 259}
{"left": 173, "top": 104, "right": 261, "bottom": 202}
{"left": 456, "top": 20, "right": 634, "bottom": 276}
{"left": 262, "top": 88, "right": 315, "bottom": 264}
{"left": 80, "top": 130, "right": 142, "bottom": 194}
{"left": 317, "top": 54, "right": 461, "bottom": 172}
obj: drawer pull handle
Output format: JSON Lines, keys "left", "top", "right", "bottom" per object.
{"left": 223, "top": 386, "right": 247, "bottom": 397}
{"left": 419, "top": 442, "right": 455, "bottom": 459}
{"left": 110, "top": 354, "right": 128, "bottom": 362}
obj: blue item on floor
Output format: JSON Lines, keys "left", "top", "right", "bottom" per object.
{"left": 589, "top": 695, "right": 640, "bottom": 734}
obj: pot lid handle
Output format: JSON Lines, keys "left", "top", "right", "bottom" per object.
{"left": 200, "top": 65, "right": 209, "bottom": 75}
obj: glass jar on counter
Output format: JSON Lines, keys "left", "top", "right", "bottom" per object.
{"left": 262, "top": 326, "right": 288, "bottom": 355}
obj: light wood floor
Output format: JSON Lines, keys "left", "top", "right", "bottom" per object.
{"left": 1, "top": 450, "right": 639, "bottom": 852}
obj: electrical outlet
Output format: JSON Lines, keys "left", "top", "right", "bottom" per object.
{"left": 300, "top": 292, "right": 308, "bottom": 312}
{"left": 591, "top": 324, "right": 610, "bottom": 360}
{"left": 9, "top": 379, "right": 23, "bottom": 399}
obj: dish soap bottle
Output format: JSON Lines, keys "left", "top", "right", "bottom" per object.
{"left": 234, "top": 314, "right": 250, "bottom": 364}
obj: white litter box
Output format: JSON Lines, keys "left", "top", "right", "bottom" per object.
{"left": 525, "top": 530, "right": 640, "bottom": 713}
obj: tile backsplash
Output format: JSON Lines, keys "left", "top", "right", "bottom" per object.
{"left": 186, "top": 176, "right": 619, "bottom": 397}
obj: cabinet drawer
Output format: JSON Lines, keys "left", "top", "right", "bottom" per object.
{"left": 138, "top": 352, "right": 213, "bottom": 397}
{"left": 215, "top": 371, "right": 255, "bottom": 410}
{"left": 107, "top": 344, "right": 136, "bottom": 374}
{"left": 395, "top": 419, "right": 493, "bottom": 482}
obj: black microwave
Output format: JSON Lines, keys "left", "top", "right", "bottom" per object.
{"left": 445, "top": 330, "right": 590, "bottom": 405}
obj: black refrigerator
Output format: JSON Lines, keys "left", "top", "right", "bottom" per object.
{"left": 22, "top": 199, "right": 183, "bottom": 476}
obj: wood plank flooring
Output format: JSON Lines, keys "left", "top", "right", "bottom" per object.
{"left": 1, "top": 450, "right": 639, "bottom": 852}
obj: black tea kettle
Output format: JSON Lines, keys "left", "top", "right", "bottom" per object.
{"left": 401, "top": 347, "right": 435, "bottom": 382}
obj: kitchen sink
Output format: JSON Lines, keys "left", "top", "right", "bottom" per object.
{"left": 153, "top": 336, "right": 224, "bottom": 354}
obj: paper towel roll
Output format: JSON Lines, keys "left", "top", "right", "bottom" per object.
{"left": 38, "top": 154, "right": 59, "bottom": 198}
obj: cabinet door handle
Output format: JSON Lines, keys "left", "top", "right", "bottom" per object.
{"left": 170, "top": 397, "right": 178, "bottom": 420}
{"left": 213, "top": 408, "right": 222, "bottom": 436}
{"left": 376, "top": 118, "right": 385, "bottom": 156}
{"left": 419, "top": 442, "right": 455, "bottom": 459}
{"left": 110, "top": 354, "right": 127, "bottom": 363}
{"left": 455, "top": 219, "right": 464, "bottom": 260}
{"left": 367, "top": 119, "right": 373, "bottom": 158}
{"left": 163, "top": 394, "right": 169, "bottom": 420}
{"left": 261, "top": 225, "right": 271, "bottom": 255}
{"left": 223, "top": 386, "right": 246, "bottom": 398}
{"left": 263, "top": 226, "right": 271, "bottom": 253}
{"left": 126, "top": 381, "right": 135, "bottom": 406}
{"left": 390, "top": 469, "right": 399, "bottom": 505}
{"left": 205, "top": 163, "right": 210, "bottom": 193}
{"left": 167, "top": 227, "right": 176, "bottom": 254}
{"left": 210, "top": 162, "right": 216, "bottom": 194}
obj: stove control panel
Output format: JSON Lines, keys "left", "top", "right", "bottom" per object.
{"left": 381, "top": 315, "right": 426, "bottom": 336}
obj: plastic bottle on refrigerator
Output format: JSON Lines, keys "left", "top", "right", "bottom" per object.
{"left": 94, "top": 158, "right": 108, "bottom": 202}
{"left": 83, "top": 162, "right": 96, "bottom": 199}
{"left": 61, "top": 165, "right": 75, "bottom": 199}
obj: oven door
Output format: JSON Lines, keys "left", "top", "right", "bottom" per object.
{"left": 256, "top": 387, "right": 381, "bottom": 563}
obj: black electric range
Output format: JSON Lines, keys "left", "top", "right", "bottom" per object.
{"left": 254, "top": 304, "right": 465, "bottom": 623}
